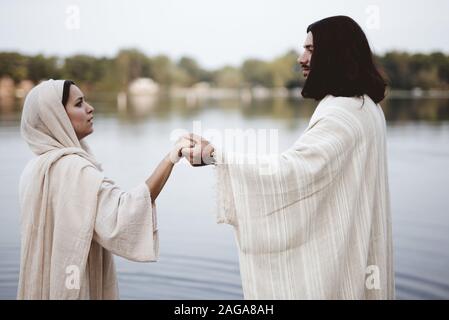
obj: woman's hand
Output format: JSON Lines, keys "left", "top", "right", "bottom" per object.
{"left": 146, "top": 135, "right": 193, "bottom": 203}
{"left": 169, "top": 135, "right": 195, "bottom": 164}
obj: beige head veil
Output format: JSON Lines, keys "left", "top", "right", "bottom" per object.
{"left": 20, "top": 79, "right": 100, "bottom": 168}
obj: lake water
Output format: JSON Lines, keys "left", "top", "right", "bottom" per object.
{"left": 1, "top": 95, "right": 448, "bottom": 299}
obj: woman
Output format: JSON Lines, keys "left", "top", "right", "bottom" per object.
{"left": 18, "top": 79, "right": 190, "bottom": 299}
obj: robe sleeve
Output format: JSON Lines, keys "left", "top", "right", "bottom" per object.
{"left": 92, "top": 178, "right": 159, "bottom": 262}
{"left": 215, "top": 110, "right": 359, "bottom": 228}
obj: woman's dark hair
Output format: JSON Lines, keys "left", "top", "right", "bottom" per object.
{"left": 301, "top": 16, "right": 386, "bottom": 103}
{"left": 62, "top": 80, "right": 75, "bottom": 107}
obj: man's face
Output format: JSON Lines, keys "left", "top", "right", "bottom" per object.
{"left": 298, "top": 31, "right": 314, "bottom": 78}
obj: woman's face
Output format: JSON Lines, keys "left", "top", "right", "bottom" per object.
{"left": 65, "top": 85, "right": 94, "bottom": 140}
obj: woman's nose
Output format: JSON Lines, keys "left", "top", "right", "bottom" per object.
{"left": 87, "top": 103, "right": 94, "bottom": 113}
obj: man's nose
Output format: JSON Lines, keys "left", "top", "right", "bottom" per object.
{"left": 298, "top": 53, "right": 306, "bottom": 65}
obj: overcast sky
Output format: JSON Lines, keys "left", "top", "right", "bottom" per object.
{"left": 1, "top": 0, "right": 448, "bottom": 68}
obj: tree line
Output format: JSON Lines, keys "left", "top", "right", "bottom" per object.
{"left": 1, "top": 49, "right": 448, "bottom": 91}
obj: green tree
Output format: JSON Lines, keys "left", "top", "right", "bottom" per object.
{"left": 430, "top": 52, "right": 449, "bottom": 88}
{"left": 150, "top": 55, "right": 173, "bottom": 86}
{"left": 27, "top": 54, "right": 61, "bottom": 82}
{"left": 241, "top": 59, "right": 273, "bottom": 87}
{"left": 114, "top": 49, "right": 152, "bottom": 89}
{"left": 177, "top": 56, "right": 210, "bottom": 86}
{"left": 269, "top": 50, "right": 302, "bottom": 88}
{"left": 63, "top": 54, "right": 106, "bottom": 84}
{"left": 379, "top": 52, "right": 413, "bottom": 89}
{"left": 213, "top": 66, "right": 243, "bottom": 88}
{"left": 0, "top": 52, "right": 28, "bottom": 82}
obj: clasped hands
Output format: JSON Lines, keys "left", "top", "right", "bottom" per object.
{"left": 170, "top": 134, "right": 215, "bottom": 166}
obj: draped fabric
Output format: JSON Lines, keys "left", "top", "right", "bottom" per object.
{"left": 18, "top": 80, "right": 158, "bottom": 299}
{"left": 216, "top": 95, "right": 394, "bottom": 299}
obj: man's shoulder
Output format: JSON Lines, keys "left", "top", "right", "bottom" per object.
{"left": 307, "top": 95, "right": 373, "bottom": 134}
{"left": 320, "top": 94, "right": 376, "bottom": 109}
{"left": 315, "top": 94, "right": 377, "bottom": 120}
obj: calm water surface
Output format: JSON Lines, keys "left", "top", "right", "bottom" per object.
{"left": 1, "top": 96, "right": 448, "bottom": 299}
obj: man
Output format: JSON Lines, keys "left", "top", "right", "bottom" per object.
{"left": 182, "top": 16, "right": 394, "bottom": 299}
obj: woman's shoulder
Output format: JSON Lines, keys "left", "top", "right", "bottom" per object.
{"left": 51, "top": 153, "right": 101, "bottom": 178}
{"left": 19, "top": 157, "right": 39, "bottom": 193}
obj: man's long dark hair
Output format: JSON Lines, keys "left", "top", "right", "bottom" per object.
{"left": 301, "top": 16, "right": 386, "bottom": 103}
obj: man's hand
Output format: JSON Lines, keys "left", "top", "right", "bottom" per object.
{"left": 181, "top": 133, "right": 215, "bottom": 166}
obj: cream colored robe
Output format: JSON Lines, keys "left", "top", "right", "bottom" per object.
{"left": 216, "top": 95, "right": 394, "bottom": 299}
{"left": 18, "top": 80, "right": 158, "bottom": 300}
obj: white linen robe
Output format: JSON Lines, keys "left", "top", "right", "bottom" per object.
{"left": 216, "top": 95, "right": 394, "bottom": 299}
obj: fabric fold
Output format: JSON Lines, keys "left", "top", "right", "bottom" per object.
{"left": 215, "top": 95, "right": 394, "bottom": 299}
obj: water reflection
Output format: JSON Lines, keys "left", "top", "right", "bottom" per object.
{"left": 3, "top": 94, "right": 449, "bottom": 124}
{"left": 381, "top": 98, "right": 449, "bottom": 123}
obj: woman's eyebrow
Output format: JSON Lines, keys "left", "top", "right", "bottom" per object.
{"left": 75, "top": 96, "right": 84, "bottom": 102}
